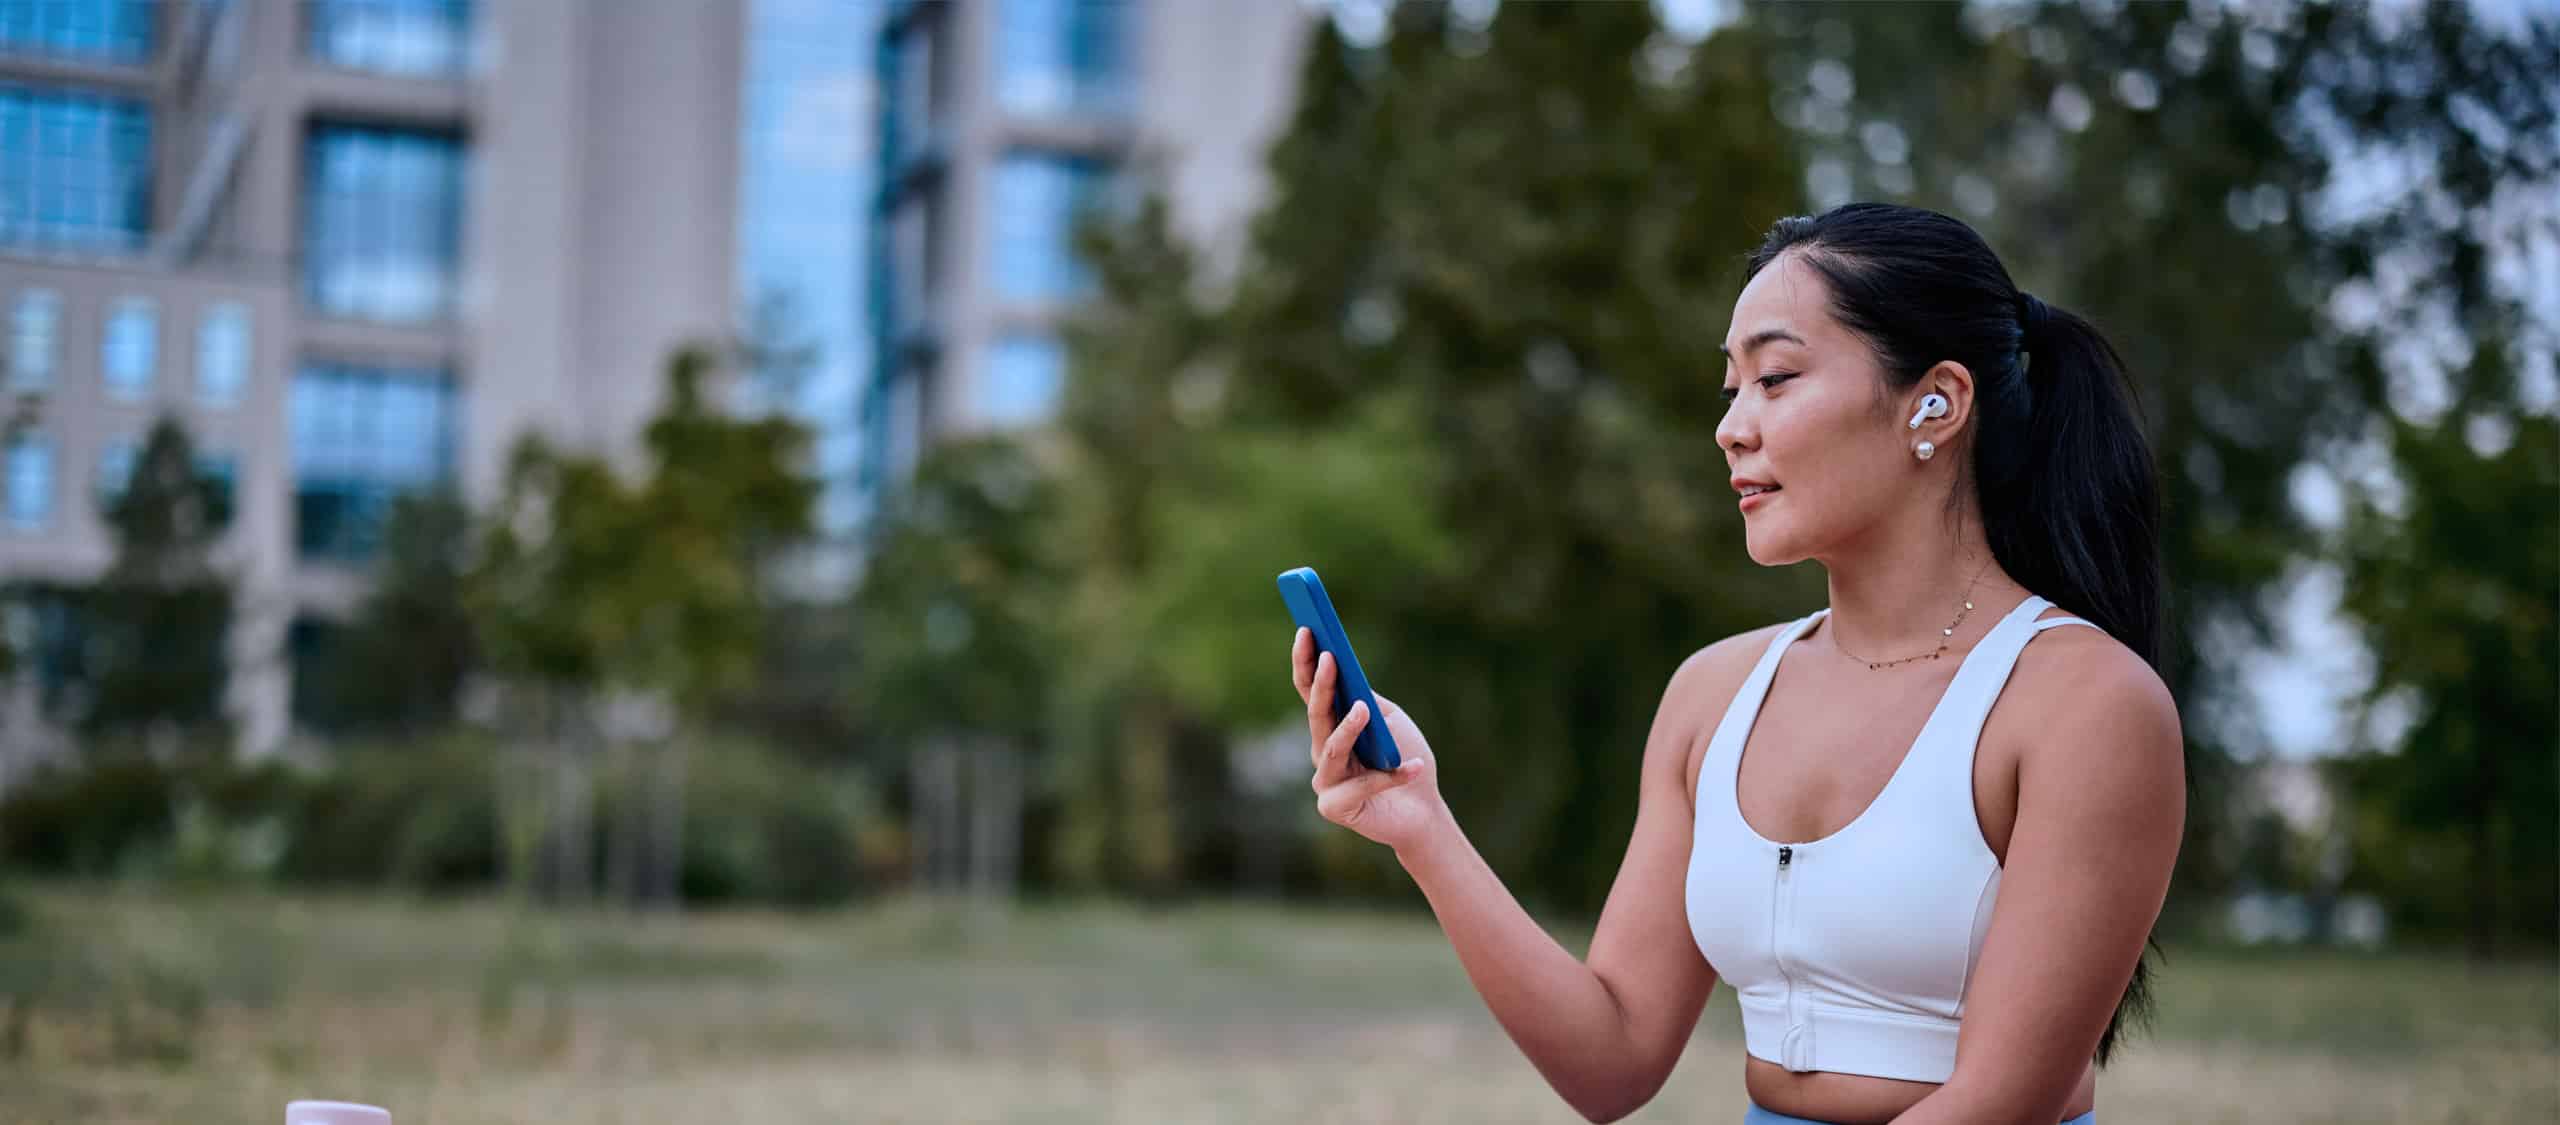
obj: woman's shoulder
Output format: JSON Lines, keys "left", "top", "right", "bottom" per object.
{"left": 2008, "top": 610, "right": 2183, "bottom": 764}
{"left": 1651, "top": 619, "right": 1807, "bottom": 784}
{"left": 1664, "top": 617, "right": 1806, "bottom": 707}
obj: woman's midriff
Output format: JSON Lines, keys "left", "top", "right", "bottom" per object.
{"left": 1742, "top": 1056, "right": 2097, "bottom": 1124}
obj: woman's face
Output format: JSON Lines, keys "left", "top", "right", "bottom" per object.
{"left": 1715, "top": 253, "right": 1934, "bottom": 567}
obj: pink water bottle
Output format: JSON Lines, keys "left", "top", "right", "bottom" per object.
{"left": 287, "top": 1101, "right": 391, "bottom": 1125}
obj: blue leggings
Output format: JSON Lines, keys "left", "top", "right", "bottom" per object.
{"left": 1746, "top": 1104, "right": 2094, "bottom": 1125}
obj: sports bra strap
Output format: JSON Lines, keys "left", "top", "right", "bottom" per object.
{"left": 2032, "top": 616, "right": 2099, "bottom": 632}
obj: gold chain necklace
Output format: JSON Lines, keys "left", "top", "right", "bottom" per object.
{"left": 1833, "top": 559, "right": 1996, "bottom": 671}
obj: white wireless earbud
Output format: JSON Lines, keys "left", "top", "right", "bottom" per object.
{"left": 1907, "top": 393, "right": 1949, "bottom": 430}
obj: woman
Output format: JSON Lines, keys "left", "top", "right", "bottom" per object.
{"left": 1289, "top": 202, "right": 2183, "bottom": 1125}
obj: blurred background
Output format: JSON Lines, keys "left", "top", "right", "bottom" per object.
{"left": 0, "top": 0, "right": 2551, "bottom": 1121}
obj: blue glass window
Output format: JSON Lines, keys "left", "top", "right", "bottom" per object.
{"left": 306, "top": 0, "right": 471, "bottom": 77}
{"left": 4, "top": 429, "right": 51, "bottom": 529}
{"left": 889, "top": 195, "right": 937, "bottom": 336}
{"left": 196, "top": 450, "right": 236, "bottom": 523}
{"left": 0, "top": 0, "right": 156, "bottom": 63}
{"left": 303, "top": 124, "right": 466, "bottom": 323}
{"left": 9, "top": 289, "right": 58, "bottom": 390}
{"left": 196, "top": 300, "right": 251, "bottom": 406}
{"left": 93, "top": 436, "right": 134, "bottom": 497}
{"left": 982, "top": 333, "right": 1064, "bottom": 427}
{"left": 101, "top": 295, "right": 154, "bottom": 399}
{"left": 996, "top": 0, "right": 1127, "bottom": 117}
{"left": 990, "top": 151, "right": 1107, "bottom": 302}
{"left": 291, "top": 362, "right": 455, "bottom": 559}
{"left": 0, "top": 85, "right": 151, "bottom": 254}
{"left": 888, "top": 16, "right": 939, "bottom": 162}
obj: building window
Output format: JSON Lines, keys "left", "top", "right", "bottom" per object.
{"left": 890, "top": 194, "right": 938, "bottom": 337}
{"left": 101, "top": 296, "right": 155, "bottom": 400}
{"left": 4, "top": 429, "right": 51, "bottom": 529}
{"left": 291, "top": 362, "right": 454, "bottom": 560}
{"left": 303, "top": 124, "right": 466, "bottom": 323}
{"left": 0, "top": 85, "right": 152, "bottom": 254}
{"left": 9, "top": 289, "right": 58, "bottom": 390}
{"left": 6, "top": 585, "right": 87, "bottom": 712}
{"left": 305, "top": 0, "right": 472, "bottom": 78}
{"left": 982, "top": 333, "right": 1065, "bottom": 427}
{"left": 996, "top": 0, "right": 1128, "bottom": 118}
{"left": 197, "top": 451, "right": 237, "bottom": 525}
{"left": 93, "top": 436, "right": 135, "bottom": 498}
{"left": 196, "top": 300, "right": 251, "bottom": 406}
{"left": 990, "top": 151, "right": 1107, "bottom": 303}
{"left": 0, "top": 0, "right": 156, "bottom": 64}
{"left": 889, "top": 16, "right": 939, "bottom": 161}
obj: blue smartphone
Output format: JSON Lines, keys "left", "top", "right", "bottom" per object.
{"left": 1276, "top": 566, "right": 1401, "bottom": 772}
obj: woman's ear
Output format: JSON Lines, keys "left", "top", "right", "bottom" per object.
{"left": 1913, "top": 361, "right": 1977, "bottom": 433}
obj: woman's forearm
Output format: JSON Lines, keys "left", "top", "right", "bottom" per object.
{"left": 1890, "top": 1079, "right": 2056, "bottom": 1125}
{"left": 1396, "top": 809, "right": 1651, "bottom": 1120}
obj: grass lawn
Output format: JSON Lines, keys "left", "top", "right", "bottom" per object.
{"left": 1, "top": 885, "right": 2551, "bottom": 1124}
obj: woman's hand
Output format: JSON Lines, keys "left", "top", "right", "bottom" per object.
{"left": 1292, "top": 626, "right": 1449, "bottom": 853}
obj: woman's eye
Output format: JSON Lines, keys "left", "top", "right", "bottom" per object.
{"left": 1720, "top": 372, "right": 1795, "bottom": 403}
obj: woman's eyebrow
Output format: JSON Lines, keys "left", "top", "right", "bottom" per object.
{"left": 1717, "top": 329, "right": 1808, "bottom": 362}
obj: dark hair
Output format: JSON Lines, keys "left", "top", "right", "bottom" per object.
{"left": 1744, "top": 202, "right": 2166, "bottom": 1064}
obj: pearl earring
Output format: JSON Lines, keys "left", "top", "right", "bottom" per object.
{"left": 1907, "top": 393, "right": 1949, "bottom": 430}
{"left": 1915, "top": 440, "right": 1936, "bottom": 461}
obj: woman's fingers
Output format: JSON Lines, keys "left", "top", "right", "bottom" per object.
{"left": 1305, "top": 651, "right": 1336, "bottom": 743}
{"left": 1291, "top": 627, "right": 1313, "bottom": 700}
{"left": 1312, "top": 698, "right": 1367, "bottom": 787}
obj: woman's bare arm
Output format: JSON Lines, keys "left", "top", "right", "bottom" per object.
{"left": 1892, "top": 634, "right": 2184, "bottom": 1125}
{"left": 1392, "top": 634, "right": 1766, "bottom": 1122}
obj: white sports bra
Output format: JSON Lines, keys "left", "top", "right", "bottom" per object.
{"left": 1684, "top": 594, "right": 2099, "bottom": 1084}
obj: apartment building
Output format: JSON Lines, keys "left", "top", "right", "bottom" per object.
{"left": 860, "top": 0, "right": 1312, "bottom": 506}
{"left": 0, "top": 0, "right": 803, "bottom": 762}
{"left": 0, "top": 0, "right": 1310, "bottom": 766}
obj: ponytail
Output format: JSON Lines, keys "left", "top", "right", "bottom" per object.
{"left": 1745, "top": 203, "right": 2168, "bottom": 1064}
{"left": 1982, "top": 292, "right": 2165, "bottom": 1065}
{"left": 1980, "top": 292, "right": 2164, "bottom": 671}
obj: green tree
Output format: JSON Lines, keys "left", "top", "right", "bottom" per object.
{"left": 1040, "top": 193, "right": 1225, "bottom": 894}
{"left": 2331, "top": 382, "right": 2557, "bottom": 955}
{"left": 1197, "top": 2, "right": 1815, "bottom": 903}
{"left": 78, "top": 418, "right": 232, "bottom": 752}
{"left": 466, "top": 436, "right": 627, "bottom": 901}
{"left": 852, "top": 435, "right": 1058, "bottom": 903}
{"left": 293, "top": 492, "right": 478, "bottom": 738}
{"left": 603, "top": 345, "right": 818, "bottom": 908}
{"left": 2299, "top": 4, "right": 2556, "bottom": 956}
{"left": 465, "top": 345, "right": 818, "bottom": 908}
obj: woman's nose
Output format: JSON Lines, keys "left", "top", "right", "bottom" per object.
{"left": 1715, "top": 402, "right": 1755, "bottom": 454}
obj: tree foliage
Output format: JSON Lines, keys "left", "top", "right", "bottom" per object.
{"left": 915, "top": 0, "right": 2555, "bottom": 938}
{"left": 77, "top": 418, "right": 232, "bottom": 750}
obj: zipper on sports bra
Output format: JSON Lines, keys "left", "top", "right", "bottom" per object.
{"left": 1772, "top": 845, "right": 1801, "bottom": 1070}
